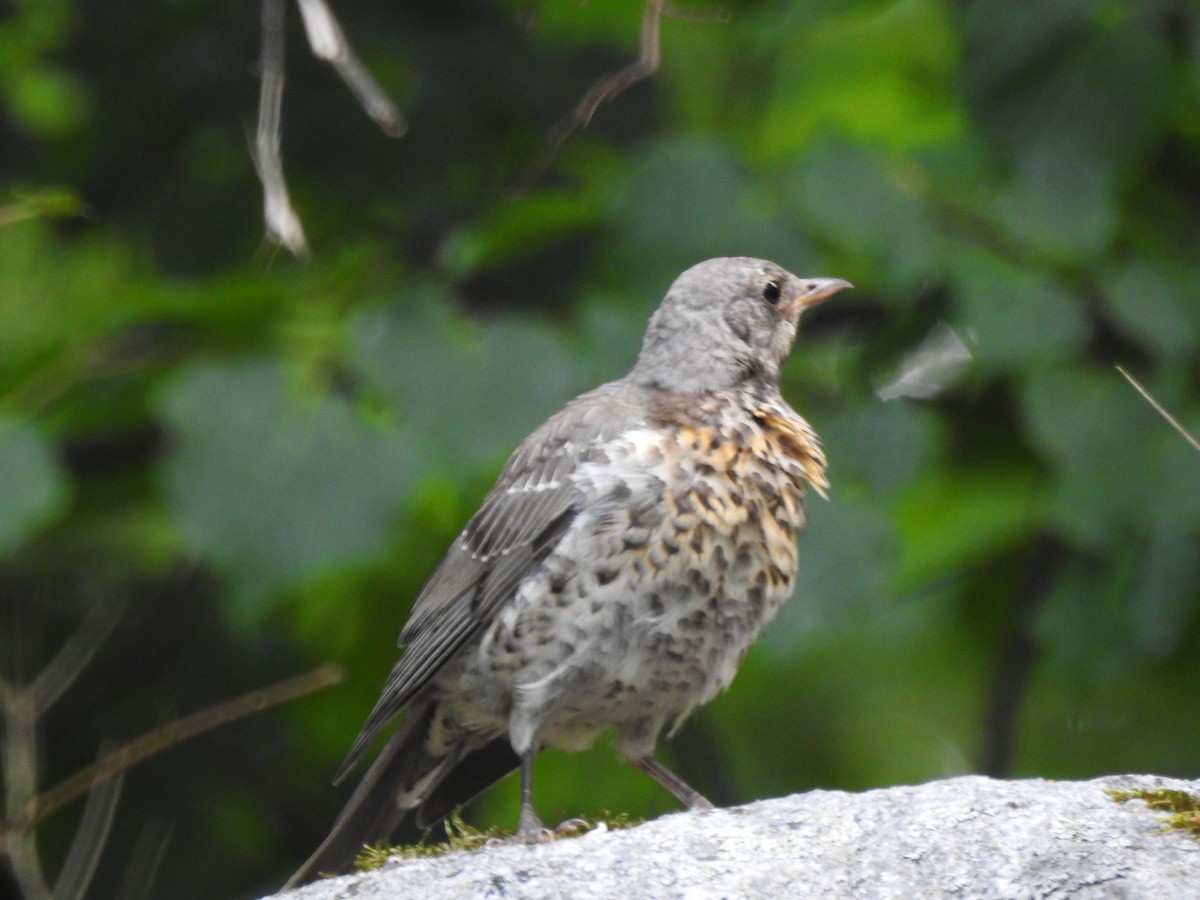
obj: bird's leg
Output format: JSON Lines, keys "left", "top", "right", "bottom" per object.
{"left": 515, "top": 749, "right": 550, "bottom": 840}
{"left": 630, "top": 755, "right": 714, "bottom": 811}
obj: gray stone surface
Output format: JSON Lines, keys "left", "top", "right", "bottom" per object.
{"left": 272, "top": 774, "right": 1200, "bottom": 899}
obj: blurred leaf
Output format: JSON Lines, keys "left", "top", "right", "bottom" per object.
{"left": 764, "top": 0, "right": 961, "bottom": 156}
{"left": 607, "top": 136, "right": 808, "bottom": 287}
{"left": 1152, "top": 420, "right": 1200, "bottom": 530}
{"left": 0, "top": 415, "right": 69, "bottom": 553}
{"left": 949, "top": 251, "right": 1088, "bottom": 372}
{"left": 0, "top": 221, "right": 137, "bottom": 389}
{"left": 963, "top": 2, "right": 1172, "bottom": 174}
{"left": 893, "top": 465, "right": 1042, "bottom": 588}
{"left": 573, "top": 289, "right": 649, "bottom": 387}
{"left": 767, "top": 495, "right": 899, "bottom": 646}
{"left": 793, "top": 139, "right": 939, "bottom": 288}
{"left": 1019, "top": 365, "right": 1179, "bottom": 548}
{"left": 1103, "top": 261, "right": 1200, "bottom": 362}
{"left": 439, "top": 190, "right": 602, "bottom": 277}
{"left": 350, "top": 297, "right": 574, "bottom": 473}
{"left": 1035, "top": 552, "right": 1141, "bottom": 683}
{"left": 7, "top": 65, "right": 92, "bottom": 136}
{"left": 992, "top": 140, "right": 1116, "bottom": 262}
{"left": 0, "top": 185, "right": 84, "bottom": 227}
{"left": 528, "top": 0, "right": 641, "bottom": 50}
{"left": 157, "top": 358, "right": 416, "bottom": 625}
{"left": 1126, "top": 524, "right": 1200, "bottom": 661}
{"left": 817, "top": 399, "right": 936, "bottom": 498}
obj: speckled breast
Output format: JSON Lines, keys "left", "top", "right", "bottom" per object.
{"left": 550, "top": 386, "right": 824, "bottom": 727}
{"left": 458, "top": 384, "right": 827, "bottom": 749}
{"left": 622, "top": 385, "right": 826, "bottom": 700}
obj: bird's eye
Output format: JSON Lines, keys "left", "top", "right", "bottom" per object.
{"left": 762, "top": 280, "right": 782, "bottom": 305}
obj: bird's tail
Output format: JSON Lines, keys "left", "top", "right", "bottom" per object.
{"left": 283, "top": 703, "right": 521, "bottom": 889}
{"left": 283, "top": 702, "right": 444, "bottom": 889}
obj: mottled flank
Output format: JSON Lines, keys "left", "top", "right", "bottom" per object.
{"left": 286, "top": 257, "right": 850, "bottom": 889}
{"left": 445, "top": 381, "right": 826, "bottom": 760}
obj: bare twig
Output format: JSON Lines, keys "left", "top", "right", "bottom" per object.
{"left": 29, "top": 595, "right": 130, "bottom": 715}
{"left": 53, "top": 765, "right": 124, "bottom": 900}
{"left": 115, "top": 820, "right": 174, "bottom": 900}
{"left": 0, "top": 664, "right": 344, "bottom": 840}
{"left": 255, "top": 0, "right": 309, "bottom": 256}
{"left": 509, "top": 0, "right": 665, "bottom": 197}
{"left": 296, "top": 0, "right": 407, "bottom": 136}
{"left": 254, "top": 0, "right": 406, "bottom": 255}
{"left": 0, "top": 595, "right": 126, "bottom": 896}
{"left": 1117, "top": 366, "right": 1200, "bottom": 453}
{"left": 2, "top": 690, "right": 52, "bottom": 898}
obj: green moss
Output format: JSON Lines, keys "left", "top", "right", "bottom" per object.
{"left": 1107, "top": 788, "right": 1200, "bottom": 840}
{"left": 353, "top": 812, "right": 643, "bottom": 871}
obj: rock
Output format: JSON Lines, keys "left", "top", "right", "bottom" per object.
{"left": 271, "top": 774, "right": 1200, "bottom": 899}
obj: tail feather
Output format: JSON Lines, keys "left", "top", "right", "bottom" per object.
{"left": 415, "top": 738, "right": 521, "bottom": 830}
{"left": 284, "top": 703, "right": 447, "bottom": 889}
{"left": 286, "top": 710, "right": 525, "bottom": 890}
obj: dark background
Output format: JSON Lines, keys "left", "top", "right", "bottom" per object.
{"left": 1, "top": 1, "right": 1197, "bottom": 897}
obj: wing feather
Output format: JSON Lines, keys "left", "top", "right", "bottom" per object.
{"left": 336, "top": 381, "right": 647, "bottom": 779}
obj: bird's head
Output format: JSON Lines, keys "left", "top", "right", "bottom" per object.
{"left": 628, "top": 257, "right": 851, "bottom": 394}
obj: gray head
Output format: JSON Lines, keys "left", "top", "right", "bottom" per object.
{"left": 627, "top": 257, "right": 851, "bottom": 394}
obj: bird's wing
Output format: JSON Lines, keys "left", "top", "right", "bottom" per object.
{"left": 335, "top": 381, "right": 646, "bottom": 781}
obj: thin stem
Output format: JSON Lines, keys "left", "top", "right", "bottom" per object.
{"left": 2, "top": 691, "right": 52, "bottom": 899}
{"left": 1, "top": 664, "right": 343, "bottom": 839}
{"left": 1116, "top": 366, "right": 1200, "bottom": 453}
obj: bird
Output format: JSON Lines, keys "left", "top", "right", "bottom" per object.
{"left": 286, "top": 257, "right": 850, "bottom": 887}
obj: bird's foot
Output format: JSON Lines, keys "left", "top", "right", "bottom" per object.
{"left": 485, "top": 816, "right": 592, "bottom": 847}
{"left": 485, "top": 829, "right": 553, "bottom": 847}
{"left": 485, "top": 806, "right": 553, "bottom": 846}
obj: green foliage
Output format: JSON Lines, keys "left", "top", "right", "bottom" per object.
{"left": 156, "top": 358, "right": 417, "bottom": 626}
{"left": 348, "top": 296, "right": 577, "bottom": 471}
{"left": 0, "top": 416, "right": 69, "bottom": 553}
{"left": 1, "top": 1, "right": 1198, "bottom": 898}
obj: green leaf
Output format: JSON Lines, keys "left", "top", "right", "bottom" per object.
{"left": 767, "top": 495, "right": 899, "bottom": 647}
{"left": 0, "top": 416, "right": 69, "bottom": 553}
{"left": 1018, "top": 365, "right": 1187, "bottom": 549}
{"left": 817, "top": 401, "right": 935, "bottom": 498}
{"left": 963, "top": 3, "right": 1172, "bottom": 174}
{"left": 156, "top": 358, "right": 416, "bottom": 625}
{"left": 350, "top": 299, "right": 575, "bottom": 474}
{"left": 607, "top": 136, "right": 808, "bottom": 287}
{"left": 439, "top": 190, "right": 602, "bottom": 278}
{"left": 1126, "top": 525, "right": 1200, "bottom": 660}
{"left": 893, "top": 465, "right": 1043, "bottom": 589}
{"left": 763, "top": 0, "right": 962, "bottom": 156}
{"left": 1034, "top": 552, "right": 1138, "bottom": 682}
{"left": 792, "top": 139, "right": 939, "bottom": 289}
{"left": 949, "top": 251, "right": 1088, "bottom": 372}
{"left": 7, "top": 66, "right": 92, "bottom": 137}
{"left": 992, "top": 140, "right": 1117, "bottom": 262}
{"left": 1103, "top": 261, "right": 1200, "bottom": 362}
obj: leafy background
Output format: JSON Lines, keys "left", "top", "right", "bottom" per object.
{"left": 1, "top": 0, "right": 1198, "bottom": 897}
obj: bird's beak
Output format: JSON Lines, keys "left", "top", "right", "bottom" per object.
{"left": 794, "top": 277, "right": 853, "bottom": 311}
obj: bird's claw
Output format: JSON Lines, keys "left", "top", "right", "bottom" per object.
{"left": 484, "top": 817, "right": 589, "bottom": 847}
